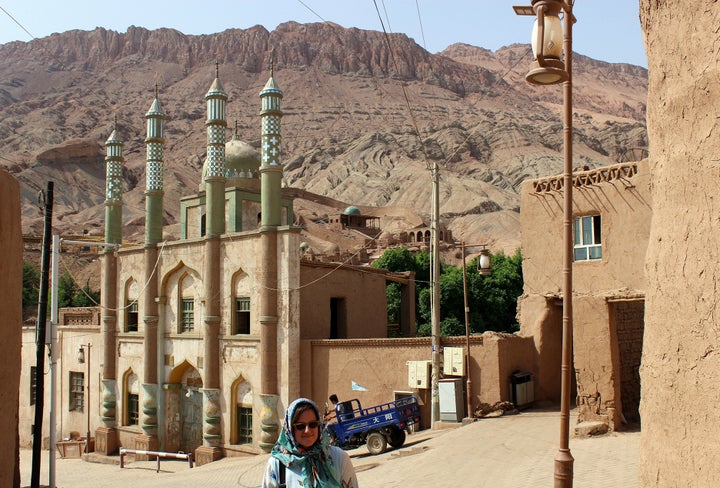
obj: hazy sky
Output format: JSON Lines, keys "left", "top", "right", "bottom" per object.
{"left": 0, "top": 1, "right": 647, "bottom": 67}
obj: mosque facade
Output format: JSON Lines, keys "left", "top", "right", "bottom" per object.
{"left": 73, "top": 67, "right": 402, "bottom": 463}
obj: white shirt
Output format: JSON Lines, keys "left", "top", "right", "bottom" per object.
{"left": 262, "top": 446, "right": 359, "bottom": 488}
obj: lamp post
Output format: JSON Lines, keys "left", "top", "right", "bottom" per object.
{"left": 461, "top": 243, "right": 492, "bottom": 419}
{"left": 514, "top": 1, "right": 575, "bottom": 486}
{"left": 78, "top": 342, "right": 92, "bottom": 453}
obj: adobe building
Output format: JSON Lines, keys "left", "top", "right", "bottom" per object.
{"left": 519, "top": 161, "right": 651, "bottom": 431}
{"left": 0, "top": 170, "right": 22, "bottom": 487}
{"left": 328, "top": 205, "right": 380, "bottom": 236}
{"left": 639, "top": 1, "right": 720, "bottom": 485}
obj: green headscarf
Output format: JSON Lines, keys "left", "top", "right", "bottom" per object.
{"left": 270, "top": 398, "right": 342, "bottom": 487}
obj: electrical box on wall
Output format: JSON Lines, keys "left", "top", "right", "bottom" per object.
{"left": 407, "top": 360, "right": 432, "bottom": 389}
{"left": 443, "top": 347, "right": 465, "bottom": 376}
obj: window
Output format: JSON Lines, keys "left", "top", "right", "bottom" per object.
{"left": 237, "top": 406, "right": 253, "bottom": 444}
{"left": 181, "top": 298, "right": 194, "bottom": 332}
{"left": 69, "top": 371, "right": 84, "bottom": 412}
{"left": 574, "top": 215, "right": 602, "bottom": 261}
{"left": 127, "top": 393, "right": 139, "bottom": 425}
{"left": 127, "top": 300, "right": 139, "bottom": 332}
{"left": 124, "top": 370, "right": 139, "bottom": 426}
{"left": 30, "top": 366, "right": 37, "bottom": 406}
{"left": 234, "top": 297, "right": 251, "bottom": 334}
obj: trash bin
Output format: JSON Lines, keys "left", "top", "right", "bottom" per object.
{"left": 509, "top": 371, "right": 534, "bottom": 408}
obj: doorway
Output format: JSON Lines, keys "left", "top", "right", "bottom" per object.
{"left": 613, "top": 300, "right": 644, "bottom": 426}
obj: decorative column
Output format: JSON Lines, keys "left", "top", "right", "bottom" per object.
{"left": 258, "top": 63, "right": 284, "bottom": 451}
{"left": 135, "top": 87, "right": 165, "bottom": 458}
{"left": 97, "top": 121, "right": 123, "bottom": 455}
{"left": 196, "top": 65, "right": 226, "bottom": 466}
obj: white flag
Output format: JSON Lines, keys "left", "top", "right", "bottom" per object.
{"left": 351, "top": 380, "right": 368, "bottom": 391}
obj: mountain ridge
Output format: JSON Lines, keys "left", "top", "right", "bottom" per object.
{"left": 1, "top": 22, "right": 648, "bottom": 257}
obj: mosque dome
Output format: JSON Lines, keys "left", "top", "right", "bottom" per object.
{"left": 343, "top": 205, "right": 361, "bottom": 215}
{"left": 225, "top": 135, "right": 261, "bottom": 177}
{"left": 199, "top": 134, "right": 261, "bottom": 191}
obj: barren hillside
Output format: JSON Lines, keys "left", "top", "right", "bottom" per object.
{"left": 0, "top": 22, "right": 647, "bottom": 258}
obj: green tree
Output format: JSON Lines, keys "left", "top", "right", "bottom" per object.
{"left": 73, "top": 281, "right": 100, "bottom": 307}
{"left": 374, "top": 246, "right": 523, "bottom": 337}
{"left": 57, "top": 271, "right": 79, "bottom": 308}
{"left": 467, "top": 249, "right": 523, "bottom": 333}
{"left": 372, "top": 247, "right": 418, "bottom": 273}
{"left": 374, "top": 248, "right": 432, "bottom": 334}
{"left": 385, "top": 282, "right": 402, "bottom": 325}
{"left": 22, "top": 261, "right": 40, "bottom": 310}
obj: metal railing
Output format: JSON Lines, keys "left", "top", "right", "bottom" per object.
{"left": 119, "top": 448, "right": 194, "bottom": 472}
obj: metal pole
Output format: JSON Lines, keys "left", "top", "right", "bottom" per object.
{"left": 462, "top": 242, "right": 472, "bottom": 419}
{"left": 554, "top": 2, "right": 575, "bottom": 486}
{"left": 49, "top": 235, "right": 59, "bottom": 488}
{"left": 430, "top": 161, "right": 441, "bottom": 427}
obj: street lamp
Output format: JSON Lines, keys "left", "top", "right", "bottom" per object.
{"left": 515, "top": 1, "right": 575, "bottom": 486}
{"left": 78, "top": 342, "right": 92, "bottom": 454}
{"left": 461, "top": 243, "right": 492, "bottom": 419}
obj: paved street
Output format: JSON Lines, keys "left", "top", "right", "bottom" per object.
{"left": 21, "top": 408, "right": 639, "bottom": 488}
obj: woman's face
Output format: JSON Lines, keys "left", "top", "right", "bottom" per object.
{"left": 293, "top": 407, "right": 320, "bottom": 449}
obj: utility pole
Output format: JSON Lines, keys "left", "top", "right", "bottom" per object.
{"left": 430, "top": 161, "right": 441, "bottom": 427}
{"left": 31, "top": 181, "right": 53, "bottom": 488}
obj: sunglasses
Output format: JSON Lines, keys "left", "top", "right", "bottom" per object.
{"left": 292, "top": 421, "right": 320, "bottom": 431}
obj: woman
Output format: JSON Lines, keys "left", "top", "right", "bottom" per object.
{"left": 262, "top": 397, "right": 358, "bottom": 488}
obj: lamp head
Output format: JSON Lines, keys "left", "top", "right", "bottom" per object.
{"left": 515, "top": 0, "right": 569, "bottom": 85}
{"left": 478, "top": 248, "right": 492, "bottom": 276}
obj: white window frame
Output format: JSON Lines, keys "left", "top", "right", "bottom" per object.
{"left": 574, "top": 215, "right": 602, "bottom": 261}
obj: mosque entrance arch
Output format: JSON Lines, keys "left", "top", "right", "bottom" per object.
{"left": 167, "top": 361, "right": 204, "bottom": 454}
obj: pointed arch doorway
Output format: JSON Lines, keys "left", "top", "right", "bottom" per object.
{"left": 167, "top": 361, "right": 204, "bottom": 454}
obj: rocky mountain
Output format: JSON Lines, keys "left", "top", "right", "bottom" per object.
{"left": 0, "top": 22, "right": 647, "bottom": 256}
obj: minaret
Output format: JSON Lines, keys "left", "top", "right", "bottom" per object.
{"left": 258, "top": 54, "right": 284, "bottom": 451}
{"left": 145, "top": 85, "right": 165, "bottom": 244}
{"left": 136, "top": 86, "right": 165, "bottom": 456}
{"left": 197, "top": 63, "right": 226, "bottom": 466}
{"left": 97, "top": 120, "right": 123, "bottom": 455}
{"left": 203, "top": 62, "right": 227, "bottom": 237}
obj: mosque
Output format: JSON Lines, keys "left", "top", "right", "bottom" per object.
{"left": 76, "top": 65, "right": 415, "bottom": 464}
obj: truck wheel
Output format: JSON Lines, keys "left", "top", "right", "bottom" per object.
{"left": 388, "top": 427, "right": 406, "bottom": 448}
{"left": 366, "top": 432, "right": 387, "bottom": 455}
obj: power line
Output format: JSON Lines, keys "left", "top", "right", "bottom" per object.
{"left": 0, "top": 5, "right": 35, "bottom": 40}
{"left": 414, "top": 0, "right": 427, "bottom": 51}
{"left": 372, "top": 0, "right": 432, "bottom": 170}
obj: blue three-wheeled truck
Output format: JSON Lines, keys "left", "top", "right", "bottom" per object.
{"left": 327, "top": 396, "right": 421, "bottom": 455}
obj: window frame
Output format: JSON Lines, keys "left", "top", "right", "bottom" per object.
{"left": 234, "top": 296, "right": 251, "bottom": 335}
{"left": 127, "top": 393, "right": 139, "bottom": 425}
{"left": 126, "top": 300, "right": 139, "bottom": 332}
{"left": 69, "top": 371, "right": 84, "bottom": 412}
{"left": 573, "top": 215, "right": 602, "bottom": 262}
{"left": 181, "top": 298, "right": 194, "bottom": 332}
{"left": 236, "top": 405, "right": 253, "bottom": 445}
